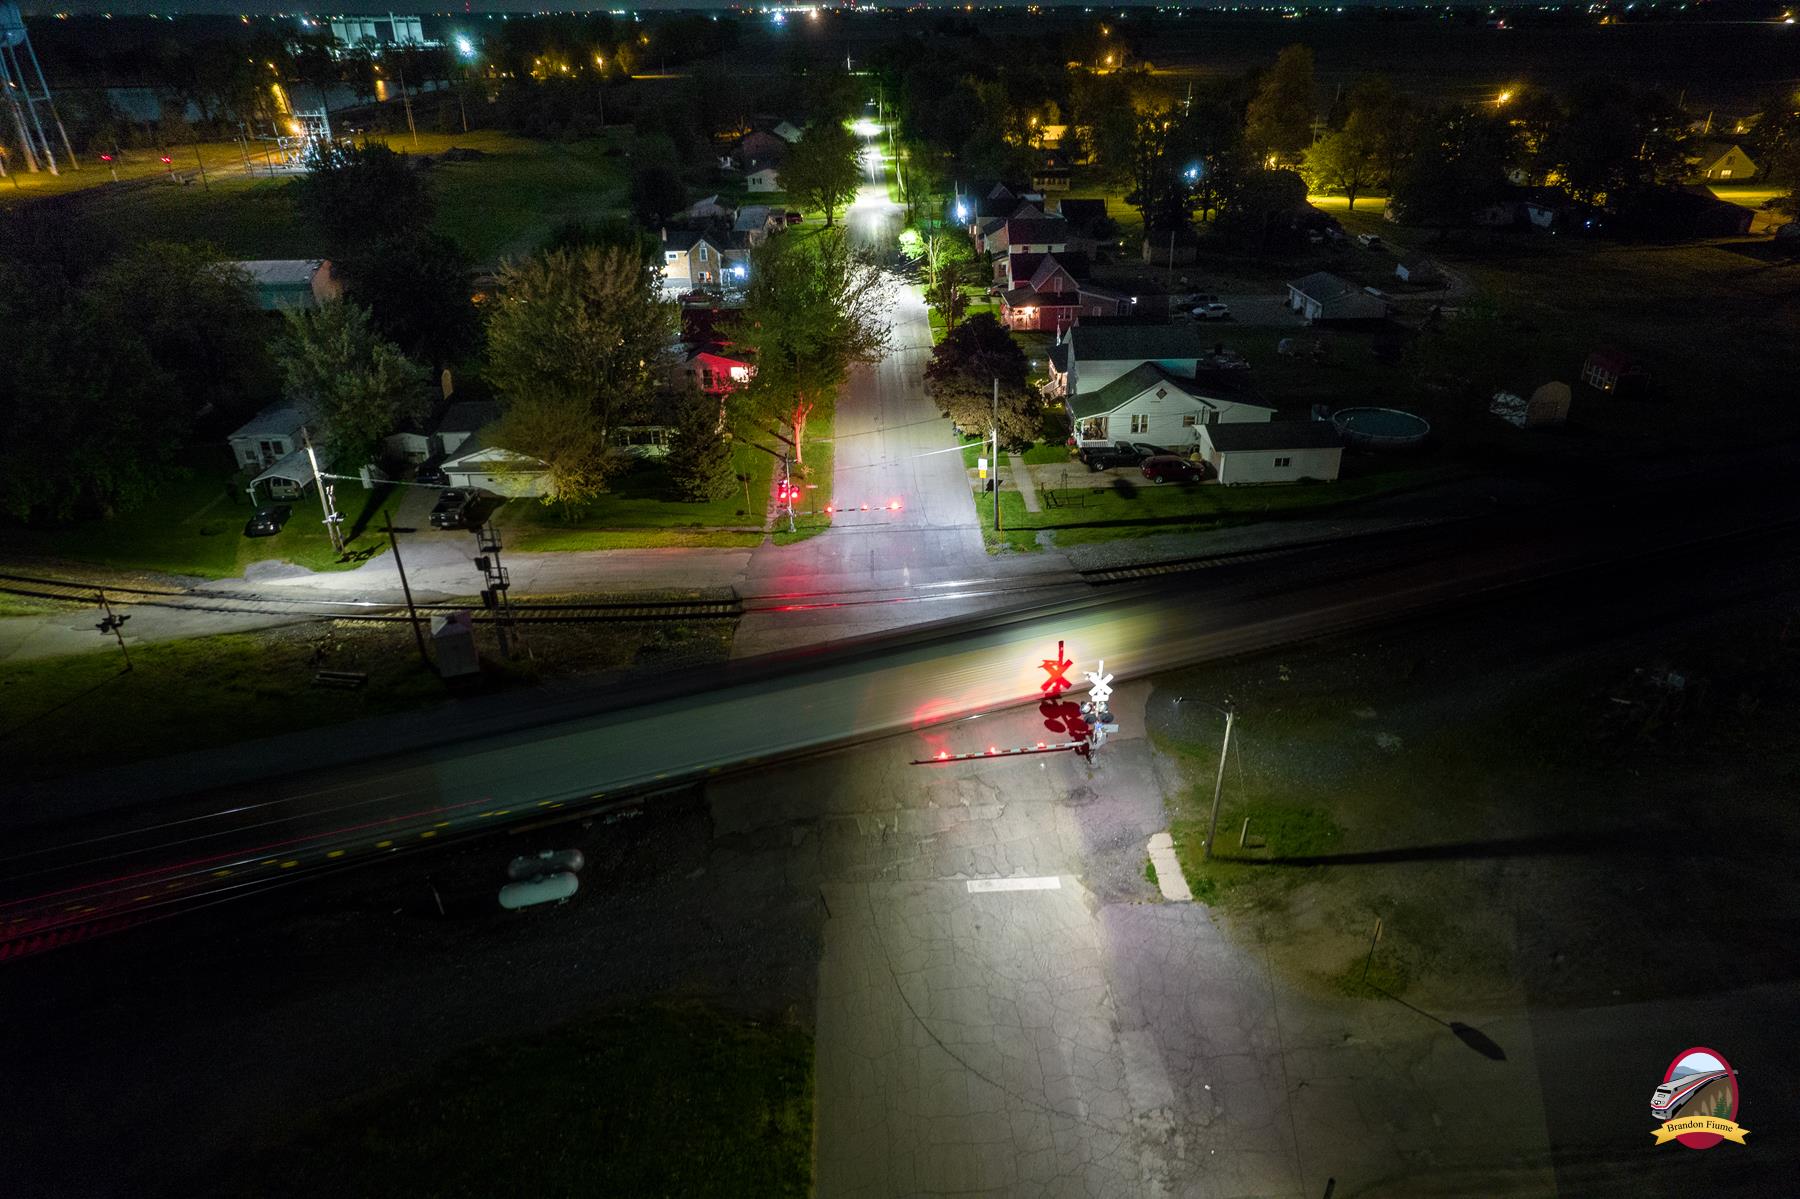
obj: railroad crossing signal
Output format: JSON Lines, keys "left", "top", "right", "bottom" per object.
{"left": 1084, "top": 660, "right": 1114, "bottom": 709}
{"left": 1040, "top": 639, "right": 1074, "bottom": 696}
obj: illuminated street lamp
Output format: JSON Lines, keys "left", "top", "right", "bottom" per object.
{"left": 455, "top": 34, "right": 475, "bottom": 59}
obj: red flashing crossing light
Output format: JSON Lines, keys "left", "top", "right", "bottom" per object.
{"left": 100, "top": 154, "right": 114, "bottom": 162}
{"left": 160, "top": 155, "right": 172, "bottom": 164}
{"left": 1039, "top": 639, "right": 1075, "bottom": 696}
{"left": 887, "top": 500, "right": 902, "bottom": 511}
{"left": 936, "top": 750, "right": 949, "bottom": 760}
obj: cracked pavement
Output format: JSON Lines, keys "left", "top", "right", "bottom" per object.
{"left": 712, "top": 682, "right": 1559, "bottom": 1197}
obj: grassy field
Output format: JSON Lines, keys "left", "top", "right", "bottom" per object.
{"left": 0, "top": 138, "right": 259, "bottom": 200}
{"left": 0, "top": 463, "right": 391, "bottom": 579}
{"left": 498, "top": 444, "right": 773, "bottom": 552}
{"left": 26, "top": 130, "right": 628, "bottom": 266}
{"left": 984, "top": 459, "right": 1457, "bottom": 551}
{"left": 220, "top": 1002, "right": 813, "bottom": 1199}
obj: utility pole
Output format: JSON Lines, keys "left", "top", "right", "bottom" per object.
{"left": 302, "top": 426, "right": 344, "bottom": 552}
{"left": 992, "top": 377, "right": 1001, "bottom": 532}
{"left": 394, "top": 52, "right": 418, "bottom": 147}
{"left": 1205, "top": 704, "right": 1235, "bottom": 861}
{"left": 191, "top": 135, "right": 209, "bottom": 191}
{"left": 95, "top": 590, "right": 132, "bottom": 670}
{"left": 383, "top": 509, "right": 431, "bottom": 671}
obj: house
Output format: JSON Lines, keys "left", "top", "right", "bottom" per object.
{"left": 440, "top": 433, "right": 551, "bottom": 498}
{"left": 679, "top": 195, "right": 732, "bottom": 223}
{"left": 1688, "top": 141, "right": 1758, "bottom": 182}
{"left": 736, "top": 130, "right": 787, "bottom": 172}
{"left": 745, "top": 166, "right": 780, "bottom": 193}
{"left": 1032, "top": 154, "right": 1072, "bottom": 193}
{"left": 1067, "top": 363, "right": 1276, "bottom": 451}
{"left": 1286, "top": 272, "right": 1389, "bottom": 323}
{"left": 1045, "top": 323, "right": 1214, "bottom": 398}
{"left": 674, "top": 342, "right": 755, "bottom": 395}
{"left": 1052, "top": 198, "right": 1112, "bottom": 256}
{"left": 1394, "top": 258, "right": 1442, "bottom": 286}
{"left": 246, "top": 450, "right": 327, "bottom": 503}
{"left": 772, "top": 120, "right": 804, "bottom": 144}
{"left": 228, "top": 405, "right": 308, "bottom": 470}
{"left": 983, "top": 215, "right": 1068, "bottom": 257}
{"left": 1198, "top": 421, "right": 1343, "bottom": 485}
{"left": 733, "top": 204, "right": 785, "bottom": 247}
{"left": 662, "top": 229, "right": 728, "bottom": 289}
{"left": 232, "top": 260, "right": 342, "bottom": 311}
{"left": 1581, "top": 349, "right": 1647, "bottom": 396}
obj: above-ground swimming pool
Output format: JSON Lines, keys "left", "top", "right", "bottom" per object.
{"left": 1332, "top": 407, "right": 1432, "bottom": 449}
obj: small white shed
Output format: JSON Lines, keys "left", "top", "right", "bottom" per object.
{"left": 1199, "top": 421, "right": 1343, "bottom": 485}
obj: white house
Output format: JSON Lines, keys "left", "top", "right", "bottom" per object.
{"left": 1045, "top": 324, "right": 1210, "bottom": 399}
{"left": 440, "top": 436, "right": 551, "bottom": 498}
{"left": 745, "top": 166, "right": 780, "bottom": 193}
{"left": 1198, "top": 421, "right": 1343, "bottom": 485}
{"left": 1286, "top": 272, "right": 1389, "bottom": 323}
{"left": 228, "top": 405, "right": 308, "bottom": 470}
{"left": 1067, "top": 363, "right": 1275, "bottom": 451}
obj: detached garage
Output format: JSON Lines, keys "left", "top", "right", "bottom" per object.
{"left": 1199, "top": 421, "right": 1343, "bottom": 485}
{"left": 440, "top": 438, "right": 552, "bottom": 498}
{"left": 1286, "top": 272, "right": 1388, "bottom": 323}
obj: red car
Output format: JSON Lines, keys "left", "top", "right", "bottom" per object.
{"left": 1141, "top": 455, "right": 1207, "bottom": 484}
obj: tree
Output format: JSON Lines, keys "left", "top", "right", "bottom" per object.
{"left": 1214, "top": 168, "right": 1308, "bottom": 249}
{"left": 780, "top": 120, "right": 863, "bottom": 228}
{"left": 731, "top": 230, "right": 889, "bottom": 467}
{"left": 1126, "top": 108, "right": 1194, "bottom": 235}
{"left": 628, "top": 162, "right": 688, "bottom": 229}
{"left": 291, "top": 141, "right": 434, "bottom": 255}
{"left": 484, "top": 245, "right": 675, "bottom": 487}
{"left": 88, "top": 242, "right": 275, "bottom": 428}
{"left": 0, "top": 282, "right": 185, "bottom": 523}
{"left": 339, "top": 232, "right": 478, "bottom": 368}
{"left": 1245, "top": 44, "right": 1316, "bottom": 163}
{"left": 1543, "top": 80, "right": 1685, "bottom": 205}
{"left": 665, "top": 390, "right": 738, "bottom": 502}
{"left": 1071, "top": 69, "right": 1140, "bottom": 185}
{"left": 1303, "top": 113, "right": 1381, "bottom": 209}
{"left": 275, "top": 300, "right": 431, "bottom": 468}
{"left": 923, "top": 232, "right": 977, "bottom": 332}
{"left": 922, "top": 313, "right": 1038, "bottom": 450}
{"left": 1389, "top": 106, "right": 1509, "bottom": 234}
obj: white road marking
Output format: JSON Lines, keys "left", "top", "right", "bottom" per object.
{"left": 966, "top": 876, "right": 1061, "bottom": 893}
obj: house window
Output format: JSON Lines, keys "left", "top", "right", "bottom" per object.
{"left": 1130, "top": 414, "right": 1149, "bottom": 435}
{"left": 1274, "top": 456, "right": 1292, "bottom": 468}
{"left": 1182, "top": 415, "right": 1198, "bottom": 428}
{"left": 1719, "top": 168, "right": 1733, "bottom": 178}
{"left": 699, "top": 245, "right": 710, "bottom": 262}
{"left": 701, "top": 368, "right": 717, "bottom": 390}
{"left": 665, "top": 252, "right": 679, "bottom": 261}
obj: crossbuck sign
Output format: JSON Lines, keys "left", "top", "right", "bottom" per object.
{"left": 1084, "top": 660, "right": 1113, "bottom": 709}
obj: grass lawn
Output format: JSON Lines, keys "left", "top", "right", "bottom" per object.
{"left": 0, "top": 139, "right": 261, "bottom": 202}
{"left": 1, "top": 627, "right": 444, "bottom": 782}
{"left": 985, "top": 460, "right": 1458, "bottom": 551}
{"left": 222, "top": 1002, "right": 812, "bottom": 1199}
{"left": 0, "top": 462, "right": 391, "bottom": 579}
{"left": 499, "top": 443, "right": 773, "bottom": 552}
{"left": 34, "top": 130, "right": 628, "bottom": 267}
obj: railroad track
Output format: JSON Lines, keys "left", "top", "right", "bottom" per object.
{"left": 0, "top": 571, "right": 741, "bottom": 623}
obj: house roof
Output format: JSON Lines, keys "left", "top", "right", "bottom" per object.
{"left": 685, "top": 341, "right": 753, "bottom": 366}
{"left": 1691, "top": 141, "right": 1754, "bottom": 168}
{"left": 1287, "top": 272, "right": 1362, "bottom": 301}
{"left": 734, "top": 205, "right": 775, "bottom": 231}
{"left": 230, "top": 404, "right": 307, "bottom": 439}
{"left": 663, "top": 228, "right": 722, "bottom": 253}
{"left": 1003, "top": 286, "right": 1078, "bottom": 308}
{"left": 248, "top": 447, "right": 322, "bottom": 487}
{"left": 1206, "top": 420, "right": 1342, "bottom": 453}
{"left": 746, "top": 165, "right": 780, "bottom": 179}
{"left": 1048, "top": 343, "right": 1070, "bottom": 373}
{"left": 234, "top": 260, "right": 323, "bottom": 287}
{"left": 1005, "top": 217, "right": 1070, "bottom": 245}
{"left": 1002, "top": 251, "right": 1090, "bottom": 289}
{"left": 441, "top": 433, "right": 547, "bottom": 472}
{"left": 1068, "top": 363, "right": 1231, "bottom": 420}
{"left": 1055, "top": 198, "right": 1107, "bottom": 229}
{"left": 1070, "top": 323, "right": 1205, "bottom": 365}
{"left": 439, "top": 400, "right": 501, "bottom": 435}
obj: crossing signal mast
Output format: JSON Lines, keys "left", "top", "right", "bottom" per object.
{"left": 0, "top": 2, "right": 76, "bottom": 176}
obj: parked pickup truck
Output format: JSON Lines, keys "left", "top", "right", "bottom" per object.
{"left": 1079, "top": 441, "right": 1155, "bottom": 471}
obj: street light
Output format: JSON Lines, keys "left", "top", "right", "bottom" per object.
{"left": 1174, "top": 696, "right": 1236, "bottom": 861}
{"left": 455, "top": 34, "right": 475, "bottom": 59}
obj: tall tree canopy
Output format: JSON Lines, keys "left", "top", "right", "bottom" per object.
{"left": 1244, "top": 44, "right": 1317, "bottom": 162}
{"left": 291, "top": 141, "right": 434, "bottom": 255}
{"left": 731, "top": 230, "right": 889, "bottom": 467}
{"left": 779, "top": 120, "right": 864, "bottom": 228}
{"left": 1389, "top": 106, "right": 1509, "bottom": 233}
{"left": 339, "top": 233, "right": 478, "bottom": 369}
{"left": 484, "top": 245, "right": 675, "bottom": 500}
{"left": 275, "top": 300, "right": 431, "bottom": 468}
{"left": 922, "top": 313, "right": 1038, "bottom": 450}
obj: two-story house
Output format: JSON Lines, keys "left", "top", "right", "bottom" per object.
{"left": 662, "top": 229, "right": 728, "bottom": 290}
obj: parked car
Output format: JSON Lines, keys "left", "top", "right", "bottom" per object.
{"left": 430, "top": 489, "right": 477, "bottom": 529}
{"left": 1173, "top": 291, "right": 1219, "bottom": 307}
{"left": 1191, "top": 302, "right": 1231, "bottom": 320}
{"left": 1357, "top": 233, "right": 1384, "bottom": 249}
{"left": 416, "top": 463, "right": 448, "bottom": 487}
{"left": 1141, "top": 455, "right": 1207, "bottom": 485}
{"left": 784, "top": 210, "right": 804, "bottom": 226}
{"left": 1079, "top": 441, "right": 1153, "bottom": 471}
{"left": 242, "top": 505, "right": 291, "bottom": 538}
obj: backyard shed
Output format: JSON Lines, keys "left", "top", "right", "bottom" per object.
{"left": 1198, "top": 421, "right": 1343, "bottom": 485}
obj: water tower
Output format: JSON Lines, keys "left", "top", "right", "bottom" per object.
{"left": 0, "top": 2, "right": 76, "bottom": 175}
